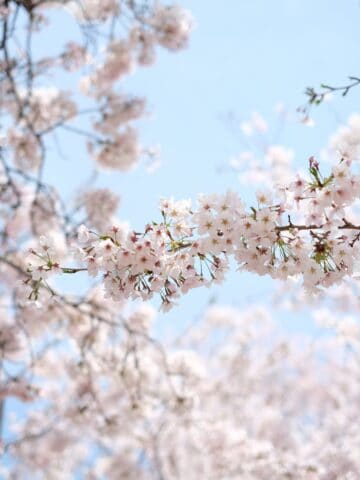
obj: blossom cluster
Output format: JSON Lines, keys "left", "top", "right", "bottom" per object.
{"left": 25, "top": 158, "right": 360, "bottom": 310}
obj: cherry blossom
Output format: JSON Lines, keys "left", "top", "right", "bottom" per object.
{"left": 1, "top": 1, "right": 360, "bottom": 478}
{"left": 24, "top": 157, "right": 360, "bottom": 310}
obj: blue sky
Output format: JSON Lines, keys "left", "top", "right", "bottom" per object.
{"left": 36, "top": 0, "right": 360, "bottom": 334}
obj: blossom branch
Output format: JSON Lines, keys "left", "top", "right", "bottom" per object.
{"left": 22, "top": 159, "right": 360, "bottom": 311}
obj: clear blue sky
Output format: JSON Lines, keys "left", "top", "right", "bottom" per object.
{"left": 37, "top": 0, "right": 360, "bottom": 335}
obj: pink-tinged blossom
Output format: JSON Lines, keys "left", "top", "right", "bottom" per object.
{"left": 7, "top": 129, "right": 42, "bottom": 171}
{"left": 67, "top": 0, "right": 119, "bottom": 22}
{"left": 61, "top": 42, "right": 89, "bottom": 71}
{"left": 90, "top": 127, "right": 141, "bottom": 171}
{"left": 16, "top": 87, "right": 77, "bottom": 132}
{"left": 328, "top": 113, "right": 360, "bottom": 162}
{"left": 151, "top": 5, "right": 193, "bottom": 51}
{"left": 80, "top": 188, "right": 120, "bottom": 231}
{"left": 82, "top": 40, "right": 134, "bottom": 96}
{"left": 95, "top": 94, "right": 147, "bottom": 135}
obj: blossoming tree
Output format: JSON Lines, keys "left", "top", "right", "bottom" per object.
{"left": 1, "top": 0, "right": 360, "bottom": 478}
